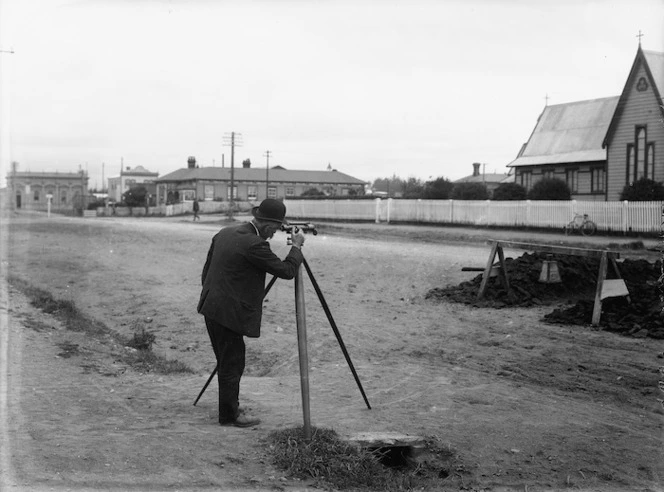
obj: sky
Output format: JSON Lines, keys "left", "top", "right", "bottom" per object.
{"left": 0, "top": 0, "right": 663, "bottom": 190}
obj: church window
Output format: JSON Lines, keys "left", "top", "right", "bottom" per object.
{"left": 519, "top": 171, "right": 532, "bottom": 190}
{"left": 636, "top": 126, "right": 646, "bottom": 180}
{"left": 628, "top": 126, "right": 653, "bottom": 182}
{"left": 591, "top": 167, "right": 605, "bottom": 193}
{"left": 61, "top": 190, "right": 67, "bottom": 203}
{"left": 565, "top": 169, "right": 578, "bottom": 193}
{"left": 34, "top": 189, "right": 40, "bottom": 201}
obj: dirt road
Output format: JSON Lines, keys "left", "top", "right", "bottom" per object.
{"left": 2, "top": 211, "right": 663, "bottom": 491}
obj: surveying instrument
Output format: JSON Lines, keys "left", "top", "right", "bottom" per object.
{"left": 194, "top": 221, "right": 371, "bottom": 438}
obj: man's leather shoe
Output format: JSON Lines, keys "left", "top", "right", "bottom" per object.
{"left": 221, "top": 415, "right": 261, "bottom": 428}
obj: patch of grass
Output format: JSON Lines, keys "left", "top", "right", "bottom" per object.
{"left": 268, "top": 427, "right": 393, "bottom": 490}
{"left": 8, "top": 275, "right": 193, "bottom": 375}
{"left": 267, "top": 427, "right": 464, "bottom": 491}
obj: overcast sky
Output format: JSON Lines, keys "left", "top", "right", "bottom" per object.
{"left": 1, "top": 0, "right": 663, "bottom": 190}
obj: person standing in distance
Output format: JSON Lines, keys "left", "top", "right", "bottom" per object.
{"left": 192, "top": 199, "right": 200, "bottom": 221}
{"left": 198, "top": 198, "right": 305, "bottom": 427}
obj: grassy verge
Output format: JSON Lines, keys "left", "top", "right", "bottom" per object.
{"left": 7, "top": 275, "right": 192, "bottom": 375}
{"left": 267, "top": 426, "right": 468, "bottom": 491}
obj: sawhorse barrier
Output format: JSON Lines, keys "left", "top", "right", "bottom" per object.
{"left": 477, "top": 240, "right": 630, "bottom": 326}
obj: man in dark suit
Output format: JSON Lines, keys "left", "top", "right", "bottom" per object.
{"left": 198, "top": 199, "right": 305, "bottom": 427}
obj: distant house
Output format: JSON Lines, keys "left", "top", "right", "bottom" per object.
{"left": 508, "top": 45, "right": 664, "bottom": 201}
{"left": 5, "top": 164, "right": 90, "bottom": 211}
{"left": 155, "top": 158, "right": 366, "bottom": 204}
{"left": 107, "top": 165, "right": 159, "bottom": 203}
{"left": 454, "top": 162, "right": 511, "bottom": 197}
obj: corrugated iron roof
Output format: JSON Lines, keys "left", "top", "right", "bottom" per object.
{"left": 644, "top": 50, "right": 664, "bottom": 98}
{"left": 508, "top": 96, "right": 618, "bottom": 167}
{"left": 455, "top": 173, "right": 510, "bottom": 184}
{"left": 157, "top": 167, "right": 367, "bottom": 185}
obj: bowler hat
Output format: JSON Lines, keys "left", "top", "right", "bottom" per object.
{"left": 251, "top": 199, "right": 286, "bottom": 223}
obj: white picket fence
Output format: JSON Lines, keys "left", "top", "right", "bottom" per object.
{"left": 284, "top": 199, "right": 664, "bottom": 235}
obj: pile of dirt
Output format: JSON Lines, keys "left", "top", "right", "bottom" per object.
{"left": 425, "top": 252, "right": 664, "bottom": 339}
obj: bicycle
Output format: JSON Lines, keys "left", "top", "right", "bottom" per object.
{"left": 564, "top": 213, "right": 597, "bottom": 236}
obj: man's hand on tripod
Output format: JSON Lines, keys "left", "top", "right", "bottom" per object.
{"left": 291, "top": 232, "right": 305, "bottom": 249}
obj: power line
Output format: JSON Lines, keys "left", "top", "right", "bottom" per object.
{"left": 264, "top": 150, "right": 272, "bottom": 198}
{"left": 222, "top": 132, "right": 242, "bottom": 218}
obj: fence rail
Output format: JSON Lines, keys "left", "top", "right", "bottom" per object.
{"left": 284, "top": 199, "right": 663, "bottom": 235}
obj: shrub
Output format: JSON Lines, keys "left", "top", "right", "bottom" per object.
{"left": 527, "top": 178, "right": 571, "bottom": 200}
{"left": 422, "top": 177, "right": 454, "bottom": 199}
{"left": 451, "top": 182, "right": 489, "bottom": 200}
{"left": 620, "top": 178, "right": 664, "bottom": 201}
{"left": 493, "top": 182, "right": 527, "bottom": 201}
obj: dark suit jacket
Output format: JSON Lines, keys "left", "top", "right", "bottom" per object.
{"left": 197, "top": 222, "right": 303, "bottom": 337}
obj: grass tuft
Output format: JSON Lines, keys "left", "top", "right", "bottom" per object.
{"left": 268, "top": 427, "right": 394, "bottom": 490}
{"left": 268, "top": 427, "right": 469, "bottom": 491}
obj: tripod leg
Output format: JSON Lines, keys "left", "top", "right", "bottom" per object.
{"left": 194, "top": 275, "right": 279, "bottom": 405}
{"left": 193, "top": 365, "right": 217, "bottom": 406}
{"left": 302, "top": 257, "right": 372, "bottom": 410}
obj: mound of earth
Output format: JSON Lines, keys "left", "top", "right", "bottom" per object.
{"left": 425, "top": 252, "right": 664, "bottom": 339}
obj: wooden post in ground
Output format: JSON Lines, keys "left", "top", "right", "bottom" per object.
{"left": 294, "top": 265, "right": 312, "bottom": 439}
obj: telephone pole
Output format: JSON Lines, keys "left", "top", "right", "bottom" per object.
{"left": 264, "top": 150, "right": 272, "bottom": 199}
{"left": 223, "top": 132, "right": 242, "bottom": 219}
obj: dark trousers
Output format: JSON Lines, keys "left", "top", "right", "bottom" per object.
{"left": 204, "top": 317, "right": 245, "bottom": 423}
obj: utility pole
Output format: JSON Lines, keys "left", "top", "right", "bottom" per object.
{"left": 222, "top": 132, "right": 242, "bottom": 219}
{"left": 264, "top": 150, "right": 272, "bottom": 199}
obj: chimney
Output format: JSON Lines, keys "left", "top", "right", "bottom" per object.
{"left": 472, "top": 162, "right": 481, "bottom": 177}
{"left": 242, "top": 159, "right": 251, "bottom": 168}
{"left": 187, "top": 156, "right": 196, "bottom": 169}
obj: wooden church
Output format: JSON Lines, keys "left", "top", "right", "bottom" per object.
{"left": 508, "top": 42, "right": 664, "bottom": 201}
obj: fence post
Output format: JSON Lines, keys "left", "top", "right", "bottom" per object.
{"left": 375, "top": 198, "right": 381, "bottom": 223}
{"left": 386, "top": 198, "right": 393, "bottom": 224}
{"left": 526, "top": 200, "right": 531, "bottom": 227}
{"left": 622, "top": 200, "right": 629, "bottom": 235}
{"left": 449, "top": 199, "right": 454, "bottom": 224}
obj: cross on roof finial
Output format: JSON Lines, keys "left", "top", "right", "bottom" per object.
{"left": 544, "top": 93, "right": 550, "bottom": 106}
{"left": 637, "top": 30, "right": 644, "bottom": 45}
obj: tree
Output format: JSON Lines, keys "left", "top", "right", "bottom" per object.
{"left": 422, "top": 177, "right": 454, "bottom": 199}
{"left": 371, "top": 175, "right": 405, "bottom": 196}
{"left": 451, "top": 182, "right": 489, "bottom": 200}
{"left": 619, "top": 178, "right": 664, "bottom": 201}
{"left": 493, "top": 182, "right": 527, "bottom": 201}
{"left": 527, "top": 178, "right": 571, "bottom": 200}
{"left": 123, "top": 185, "right": 148, "bottom": 207}
{"left": 402, "top": 177, "right": 424, "bottom": 198}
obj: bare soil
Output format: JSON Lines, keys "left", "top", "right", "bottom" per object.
{"left": 2, "top": 211, "right": 664, "bottom": 491}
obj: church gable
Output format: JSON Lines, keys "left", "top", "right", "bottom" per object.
{"left": 604, "top": 47, "right": 664, "bottom": 200}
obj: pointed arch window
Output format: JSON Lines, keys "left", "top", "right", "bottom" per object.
{"left": 627, "top": 125, "right": 653, "bottom": 182}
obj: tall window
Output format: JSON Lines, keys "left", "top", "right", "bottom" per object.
{"left": 543, "top": 168, "right": 555, "bottom": 179}
{"left": 34, "top": 189, "right": 40, "bottom": 201}
{"left": 636, "top": 126, "right": 646, "bottom": 179}
{"left": 227, "top": 186, "right": 237, "bottom": 200}
{"left": 267, "top": 187, "right": 277, "bottom": 199}
{"left": 519, "top": 171, "right": 532, "bottom": 190}
{"left": 247, "top": 186, "right": 257, "bottom": 200}
{"left": 61, "top": 190, "right": 67, "bottom": 203}
{"left": 627, "top": 126, "right": 654, "bottom": 182}
{"left": 591, "top": 167, "right": 605, "bottom": 193}
{"left": 565, "top": 169, "right": 578, "bottom": 193}
{"left": 286, "top": 186, "right": 295, "bottom": 197}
